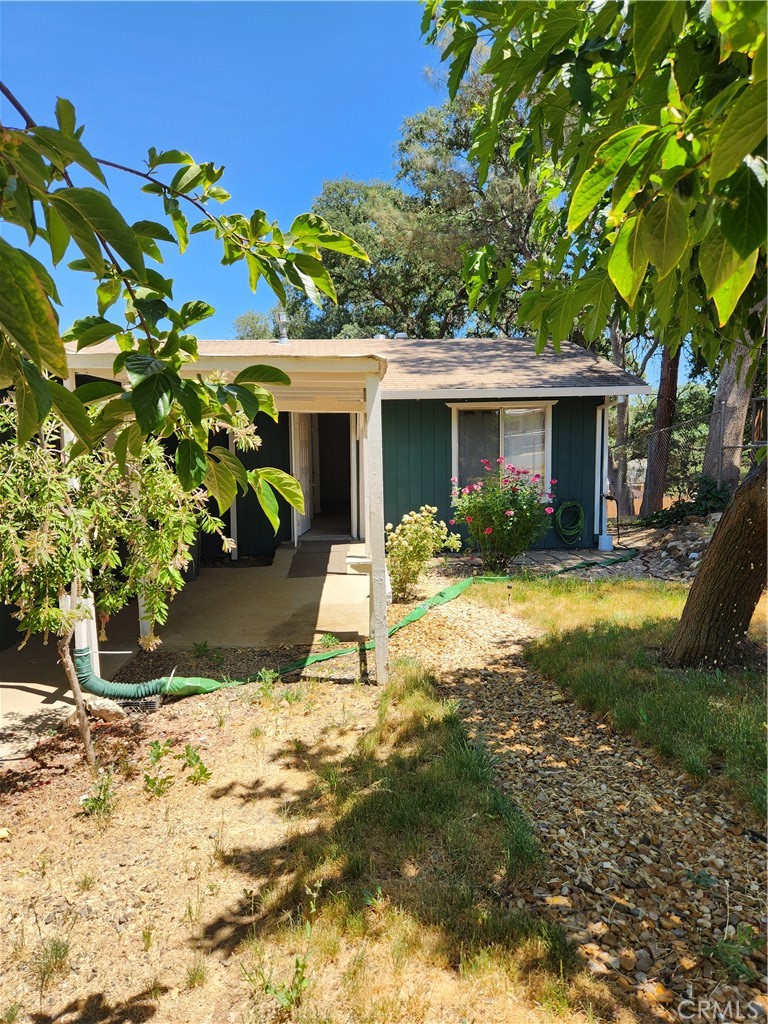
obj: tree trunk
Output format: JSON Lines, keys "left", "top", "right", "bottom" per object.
{"left": 668, "top": 459, "right": 766, "bottom": 668}
{"left": 702, "top": 343, "right": 754, "bottom": 492}
{"left": 639, "top": 346, "right": 680, "bottom": 517}
{"left": 606, "top": 320, "right": 636, "bottom": 516}
{"left": 58, "top": 630, "right": 96, "bottom": 767}
{"left": 608, "top": 398, "right": 636, "bottom": 516}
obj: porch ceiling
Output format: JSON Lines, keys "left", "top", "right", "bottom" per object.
{"left": 65, "top": 344, "right": 387, "bottom": 414}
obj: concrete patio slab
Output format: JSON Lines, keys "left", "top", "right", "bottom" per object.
{"left": 1, "top": 545, "right": 370, "bottom": 762}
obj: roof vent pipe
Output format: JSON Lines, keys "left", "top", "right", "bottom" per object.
{"left": 276, "top": 309, "right": 289, "bottom": 343}
{"left": 373, "top": 333, "right": 387, "bottom": 340}
{"left": 393, "top": 332, "right": 408, "bottom": 340}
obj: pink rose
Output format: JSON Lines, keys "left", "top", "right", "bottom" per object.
{"left": 465, "top": 515, "right": 473, "bottom": 523}
{"left": 497, "top": 456, "right": 505, "bottom": 464}
{"left": 520, "top": 468, "right": 530, "bottom": 474}
{"left": 450, "top": 477, "right": 457, "bottom": 484}
{"left": 545, "top": 507, "right": 554, "bottom": 514}
{"left": 484, "top": 527, "right": 493, "bottom": 534}
{"left": 449, "top": 519, "right": 455, "bottom": 525}
{"left": 550, "top": 478, "right": 558, "bottom": 485}
{"left": 532, "top": 474, "right": 541, "bottom": 482}
{"left": 505, "top": 510, "right": 514, "bottom": 517}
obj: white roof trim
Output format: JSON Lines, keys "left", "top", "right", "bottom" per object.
{"left": 382, "top": 385, "right": 653, "bottom": 400}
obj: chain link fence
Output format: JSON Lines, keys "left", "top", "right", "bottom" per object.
{"left": 607, "top": 396, "right": 765, "bottom": 528}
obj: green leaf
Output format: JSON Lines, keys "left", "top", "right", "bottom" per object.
{"left": 132, "top": 219, "right": 177, "bottom": 244}
{"left": 55, "top": 96, "right": 76, "bottom": 135}
{"left": 96, "top": 278, "right": 122, "bottom": 315}
{"left": 257, "top": 467, "right": 305, "bottom": 515}
{"left": 709, "top": 85, "right": 768, "bottom": 186}
{"left": 131, "top": 374, "right": 172, "bottom": 433}
{"left": 178, "top": 300, "right": 215, "bottom": 327}
{"left": 287, "top": 253, "right": 337, "bottom": 306}
{"left": 640, "top": 193, "right": 689, "bottom": 279}
{"left": 123, "top": 352, "right": 166, "bottom": 386}
{"left": 170, "top": 378, "right": 203, "bottom": 426}
{"left": 234, "top": 364, "right": 291, "bottom": 386}
{"left": 0, "top": 237, "right": 67, "bottom": 377}
{"left": 653, "top": 270, "right": 678, "bottom": 327}
{"left": 608, "top": 217, "right": 648, "bottom": 307}
{"left": 633, "top": 0, "right": 675, "bottom": 78}
{"left": 170, "top": 163, "right": 204, "bottom": 193}
{"left": 711, "top": 247, "right": 758, "bottom": 325}
{"left": 169, "top": 208, "right": 189, "bottom": 254}
{"left": 112, "top": 424, "right": 132, "bottom": 473}
{"left": 209, "top": 446, "right": 248, "bottom": 492}
{"left": 49, "top": 194, "right": 105, "bottom": 275}
{"left": 52, "top": 187, "right": 146, "bottom": 278}
{"left": 44, "top": 205, "right": 71, "bottom": 266}
{"left": 63, "top": 316, "right": 123, "bottom": 351}
{"left": 204, "top": 457, "right": 237, "bottom": 513}
{"left": 31, "top": 126, "right": 107, "bottom": 185}
{"left": 147, "top": 148, "right": 194, "bottom": 167}
{"left": 718, "top": 164, "right": 768, "bottom": 258}
{"left": 13, "top": 373, "right": 40, "bottom": 444}
{"left": 252, "top": 475, "right": 280, "bottom": 534}
{"left": 21, "top": 361, "right": 52, "bottom": 419}
{"left": 74, "top": 380, "right": 123, "bottom": 404}
{"left": 48, "top": 380, "right": 93, "bottom": 447}
{"left": 698, "top": 224, "right": 742, "bottom": 296}
{"left": 289, "top": 213, "right": 369, "bottom": 261}
{"left": 226, "top": 383, "right": 262, "bottom": 421}
{"left": 568, "top": 126, "right": 655, "bottom": 232}
{"left": 176, "top": 439, "right": 208, "bottom": 491}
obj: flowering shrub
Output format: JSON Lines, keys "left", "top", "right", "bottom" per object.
{"left": 451, "top": 458, "right": 556, "bottom": 573}
{"left": 386, "top": 505, "right": 461, "bottom": 601}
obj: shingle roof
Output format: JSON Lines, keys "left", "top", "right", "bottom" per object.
{"left": 194, "top": 337, "right": 651, "bottom": 396}
{"left": 68, "top": 337, "right": 651, "bottom": 397}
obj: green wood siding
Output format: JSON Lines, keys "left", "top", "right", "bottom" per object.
{"left": 0, "top": 603, "right": 19, "bottom": 651}
{"left": 236, "top": 413, "right": 292, "bottom": 557}
{"left": 383, "top": 400, "right": 452, "bottom": 530}
{"left": 383, "top": 397, "right": 599, "bottom": 549}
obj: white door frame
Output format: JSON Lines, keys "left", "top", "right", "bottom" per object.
{"left": 290, "top": 411, "right": 313, "bottom": 543}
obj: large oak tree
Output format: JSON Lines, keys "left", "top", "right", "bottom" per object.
{"left": 424, "top": 0, "right": 767, "bottom": 666}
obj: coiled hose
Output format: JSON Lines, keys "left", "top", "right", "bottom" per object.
{"left": 555, "top": 500, "right": 585, "bottom": 546}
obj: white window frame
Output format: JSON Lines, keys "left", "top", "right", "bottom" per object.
{"left": 449, "top": 401, "right": 557, "bottom": 497}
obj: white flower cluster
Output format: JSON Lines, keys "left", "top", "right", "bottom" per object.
{"left": 385, "top": 505, "right": 461, "bottom": 601}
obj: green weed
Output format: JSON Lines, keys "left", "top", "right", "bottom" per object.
{"left": 75, "top": 872, "right": 95, "bottom": 893}
{"left": 79, "top": 770, "right": 116, "bottom": 822}
{"left": 0, "top": 1004, "right": 22, "bottom": 1024}
{"left": 319, "top": 633, "right": 339, "bottom": 649}
{"left": 186, "top": 957, "right": 207, "bottom": 989}
{"left": 706, "top": 924, "right": 763, "bottom": 981}
{"left": 174, "top": 743, "right": 212, "bottom": 785}
{"left": 31, "top": 936, "right": 70, "bottom": 993}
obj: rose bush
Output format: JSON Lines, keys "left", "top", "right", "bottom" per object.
{"left": 451, "top": 458, "right": 555, "bottom": 572}
{"left": 385, "top": 505, "right": 461, "bottom": 601}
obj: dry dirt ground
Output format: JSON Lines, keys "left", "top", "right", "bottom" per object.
{"left": 1, "top": 552, "right": 766, "bottom": 1024}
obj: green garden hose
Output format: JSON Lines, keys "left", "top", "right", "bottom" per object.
{"left": 555, "top": 501, "right": 585, "bottom": 546}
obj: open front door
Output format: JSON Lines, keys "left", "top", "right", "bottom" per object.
{"left": 291, "top": 412, "right": 312, "bottom": 540}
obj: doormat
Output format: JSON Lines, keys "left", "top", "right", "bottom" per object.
{"left": 201, "top": 554, "right": 274, "bottom": 569}
{"left": 287, "top": 542, "right": 349, "bottom": 578}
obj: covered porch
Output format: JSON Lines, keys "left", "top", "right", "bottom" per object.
{"left": 65, "top": 341, "right": 391, "bottom": 685}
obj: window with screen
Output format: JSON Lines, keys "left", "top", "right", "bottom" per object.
{"left": 454, "top": 405, "right": 550, "bottom": 488}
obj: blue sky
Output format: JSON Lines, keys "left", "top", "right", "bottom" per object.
{"left": 1, "top": 1, "right": 443, "bottom": 337}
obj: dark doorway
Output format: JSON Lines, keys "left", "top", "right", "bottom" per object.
{"left": 312, "top": 414, "right": 351, "bottom": 536}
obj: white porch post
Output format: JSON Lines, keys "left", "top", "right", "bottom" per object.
{"left": 63, "top": 372, "right": 102, "bottom": 675}
{"left": 349, "top": 413, "right": 358, "bottom": 540}
{"left": 228, "top": 431, "right": 239, "bottom": 560}
{"left": 365, "top": 373, "right": 389, "bottom": 685}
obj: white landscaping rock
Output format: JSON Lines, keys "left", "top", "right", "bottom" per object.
{"left": 83, "top": 694, "right": 127, "bottom": 721}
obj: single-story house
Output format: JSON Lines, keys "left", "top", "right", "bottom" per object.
{"left": 1, "top": 337, "right": 650, "bottom": 680}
